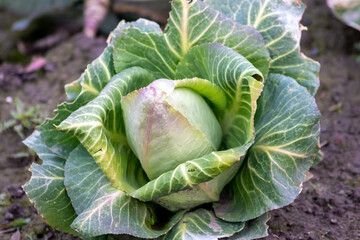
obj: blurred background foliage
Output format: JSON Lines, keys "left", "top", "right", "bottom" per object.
{"left": 0, "top": 0, "right": 170, "bottom": 63}
{"left": 327, "top": 0, "right": 360, "bottom": 31}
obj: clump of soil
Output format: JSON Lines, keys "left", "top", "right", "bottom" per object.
{"left": 0, "top": 63, "right": 37, "bottom": 90}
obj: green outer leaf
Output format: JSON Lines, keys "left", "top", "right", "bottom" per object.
{"left": 107, "top": 18, "right": 163, "bottom": 46}
{"left": 175, "top": 43, "right": 263, "bottom": 148}
{"left": 221, "top": 76, "right": 263, "bottom": 148}
{"left": 39, "top": 46, "right": 115, "bottom": 158}
{"left": 166, "top": 0, "right": 270, "bottom": 77}
{"left": 64, "top": 144, "right": 112, "bottom": 215}
{"left": 159, "top": 209, "right": 245, "bottom": 240}
{"left": 67, "top": 145, "right": 184, "bottom": 238}
{"left": 114, "top": 28, "right": 179, "bottom": 79}
{"left": 23, "top": 131, "right": 78, "bottom": 235}
{"left": 58, "top": 67, "right": 156, "bottom": 192}
{"left": 66, "top": 18, "right": 161, "bottom": 101}
{"left": 228, "top": 213, "right": 270, "bottom": 240}
{"left": 313, "top": 149, "right": 324, "bottom": 166}
{"left": 131, "top": 142, "right": 252, "bottom": 202}
{"left": 214, "top": 74, "right": 320, "bottom": 222}
{"left": 113, "top": 0, "right": 270, "bottom": 80}
{"left": 85, "top": 236, "right": 135, "bottom": 240}
{"left": 207, "top": 0, "right": 320, "bottom": 95}
{"left": 64, "top": 45, "right": 115, "bottom": 104}
{"left": 65, "top": 77, "right": 82, "bottom": 102}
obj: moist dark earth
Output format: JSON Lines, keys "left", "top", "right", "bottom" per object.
{"left": 0, "top": 0, "right": 359, "bottom": 239}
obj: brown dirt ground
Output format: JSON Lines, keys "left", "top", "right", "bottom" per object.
{"left": 0, "top": 0, "right": 359, "bottom": 239}
{"left": 0, "top": 34, "right": 106, "bottom": 240}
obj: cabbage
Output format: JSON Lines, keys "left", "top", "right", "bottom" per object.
{"left": 24, "top": 1, "right": 321, "bottom": 239}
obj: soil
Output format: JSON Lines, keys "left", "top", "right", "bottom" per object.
{"left": 0, "top": 34, "right": 106, "bottom": 240}
{"left": 0, "top": 0, "right": 359, "bottom": 240}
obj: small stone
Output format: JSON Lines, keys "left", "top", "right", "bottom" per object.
{"left": 305, "top": 207, "right": 313, "bottom": 214}
{"left": 5, "top": 211, "right": 14, "bottom": 221}
{"left": 7, "top": 186, "right": 25, "bottom": 199}
{"left": 330, "top": 218, "right": 337, "bottom": 224}
{"left": 33, "top": 224, "right": 45, "bottom": 234}
{"left": 39, "top": 97, "right": 48, "bottom": 103}
{"left": 5, "top": 96, "right": 13, "bottom": 103}
{"left": 10, "top": 230, "right": 20, "bottom": 240}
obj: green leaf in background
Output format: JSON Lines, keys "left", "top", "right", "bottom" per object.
{"left": 327, "top": 0, "right": 360, "bottom": 31}
{"left": 207, "top": 0, "right": 320, "bottom": 95}
{"left": 214, "top": 74, "right": 320, "bottom": 222}
{"left": 66, "top": 145, "right": 184, "bottom": 238}
{"left": 0, "top": 0, "right": 75, "bottom": 15}
{"left": 175, "top": 43, "right": 263, "bottom": 148}
{"left": 0, "top": 0, "right": 78, "bottom": 32}
{"left": 159, "top": 209, "right": 244, "bottom": 240}
{"left": 23, "top": 131, "right": 78, "bottom": 235}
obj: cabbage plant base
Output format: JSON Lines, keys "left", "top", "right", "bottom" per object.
{"left": 23, "top": 0, "right": 321, "bottom": 239}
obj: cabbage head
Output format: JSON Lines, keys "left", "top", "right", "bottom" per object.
{"left": 24, "top": 0, "right": 321, "bottom": 239}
